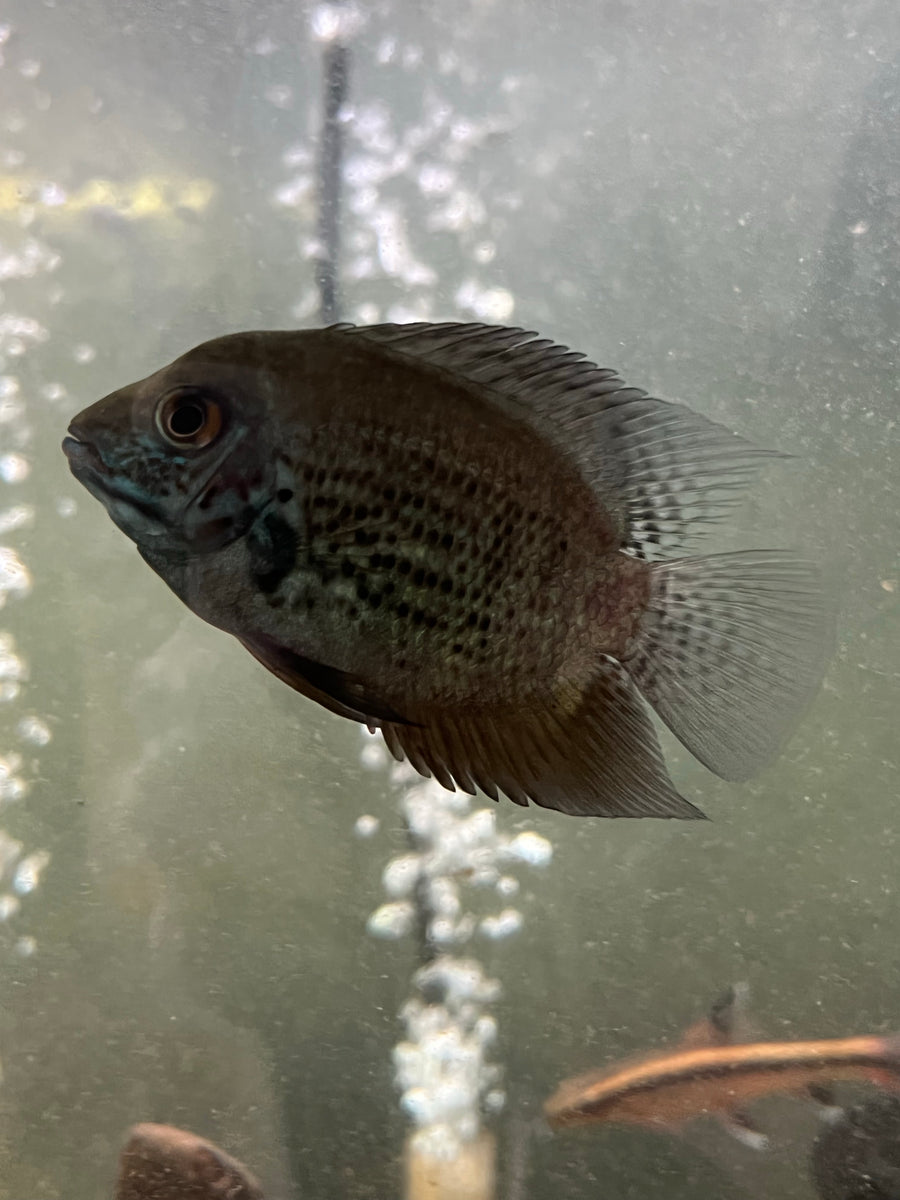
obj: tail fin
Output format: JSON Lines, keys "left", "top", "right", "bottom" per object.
{"left": 625, "top": 551, "right": 829, "bottom": 781}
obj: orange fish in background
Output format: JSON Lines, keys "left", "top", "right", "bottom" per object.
{"left": 545, "top": 985, "right": 900, "bottom": 1150}
{"left": 114, "top": 1123, "right": 264, "bottom": 1200}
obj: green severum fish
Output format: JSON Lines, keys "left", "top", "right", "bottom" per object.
{"left": 62, "top": 323, "right": 827, "bottom": 818}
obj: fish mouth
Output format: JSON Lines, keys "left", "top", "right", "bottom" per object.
{"left": 61, "top": 430, "right": 165, "bottom": 532}
{"left": 62, "top": 433, "right": 104, "bottom": 476}
{"left": 61, "top": 431, "right": 113, "bottom": 499}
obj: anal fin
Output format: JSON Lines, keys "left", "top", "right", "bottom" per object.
{"left": 718, "top": 1110, "right": 769, "bottom": 1152}
{"left": 380, "top": 657, "right": 705, "bottom": 818}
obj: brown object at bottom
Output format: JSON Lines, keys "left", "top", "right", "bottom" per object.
{"left": 404, "top": 1130, "right": 496, "bottom": 1200}
{"left": 115, "top": 1122, "right": 264, "bottom": 1200}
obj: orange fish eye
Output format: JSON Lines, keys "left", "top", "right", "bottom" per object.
{"left": 155, "top": 387, "right": 223, "bottom": 448}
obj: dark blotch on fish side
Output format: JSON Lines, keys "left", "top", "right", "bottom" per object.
{"left": 811, "top": 1096, "right": 900, "bottom": 1200}
{"left": 114, "top": 1123, "right": 264, "bottom": 1200}
{"left": 248, "top": 511, "right": 299, "bottom": 595}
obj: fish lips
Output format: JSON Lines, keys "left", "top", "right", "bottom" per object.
{"left": 62, "top": 429, "right": 169, "bottom": 541}
{"left": 62, "top": 433, "right": 106, "bottom": 493}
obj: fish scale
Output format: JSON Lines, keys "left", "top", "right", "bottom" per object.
{"left": 62, "top": 322, "right": 829, "bottom": 818}
{"left": 282, "top": 420, "right": 596, "bottom": 700}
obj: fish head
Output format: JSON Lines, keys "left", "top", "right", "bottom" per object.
{"left": 62, "top": 346, "right": 281, "bottom": 556}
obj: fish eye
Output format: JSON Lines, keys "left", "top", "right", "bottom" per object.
{"left": 155, "top": 387, "right": 224, "bottom": 449}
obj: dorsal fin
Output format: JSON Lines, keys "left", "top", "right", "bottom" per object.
{"left": 677, "top": 983, "right": 754, "bottom": 1050}
{"left": 709, "top": 983, "right": 755, "bottom": 1043}
{"left": 335, "top": 322, "right": 782, "bottom": 560}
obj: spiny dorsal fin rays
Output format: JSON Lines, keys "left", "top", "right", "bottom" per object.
{"left": 335, "top": 322, "right": 782, "bottom": 560}
{"left": 595, "top": 400, "right": 786, "bottom": 559}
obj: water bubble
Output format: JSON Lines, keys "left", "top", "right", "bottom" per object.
{"left": 0, "top": 239, "right": 58, "bottom": 281}
{"left": 504, "top": 831, "right": 553, "bottom": 867}
{"left": 430, "top": 1079, "right": 473, "bottom": 1120}
{"left": 367, "top": 900, "right": 415, "bottom": 939}
{"left": 13, "top": 851, "right": 49, "bottom": 896}
{"left": 355, "top": 302, "right": 380, "bottom": 324}
{"left": 19, "top": 59, "right": 41, "bottom": 79}
{"left": 38, "top": 181, "right": 66, "bottom": 207}
{"left": 0, "top": 505, "right": 32, "bottom": 533}
{"left": 474, "top": 1015, "right": 497, "bottom": 1045}
{"left": 455, "top": 281, "right": 514, "bottom": 322}
{"left": 289, "top": 289, "right": 319, "bottom": 321}
{"left": 273, "top": 176, "right": 312, "bottom": 209}
{"left": 360, "top": 740, "right": 387, "bottom": 770}
{"left": 479, "top": 908, "right": 523, "bottom": 940}
{"left": 484, "top": 1089, "right": 505, "bottom": 1113}
{"left": 0, "top": 315, "right": 47, "bottom": 345}
{"left": 376, "top": 37, "right": 396, "bottom": 64}
{"left": 417, "top": 164, "right": 456, "bottom": 196}
{"left": 0, "top": 894, "right": 20, "bottom": 921}
{"left": 253, "top": 35, "right": 278, "bottom": 55}
{"left": 310, "top": 3, "right": 364, "bottom": 43}
{"left": 354, "top": 813, "right": 380, "bottom": 838}
{"left": 0, "top": 832, "right": 22, "bottom": 877}
{"left": 401, "top": 1086, "right": 434, "bottom": 1123}
{"left": 0, "top": 546, "right": 31, "bottom": 600}
{"left": 427, "top": 877, "right": 460, "bottom": 920}
{"left": 281, "top": 143, "right": 312, "bottom": 169}
{"left": 15, "top": 935, "right": 36, "bottom": 957}
{"left": 17, "top": 715, "right": 50, "bottom": 746}
{"left": 402, "top": 44, "right": 423, "bottom": 70}
{"left": 463, "top": 808, "right": 495, "bottom": 843}
{"left": 56, "top": 497, "right": 77, "bottom": 518}
{"left": 495, "top": 875, "right": 519, "bottom": 898}
{"left": 428, "top": 917, "right": 458, "bottom": 945}
{"left": 72, "top": 343, "right": 96, "bottom": 364}
{"left": 0, "top": 765, "right": 27, "bottom": 802}
{"left": 0, "top": 399, "right": 24, "bottom": 426}
{"left": 265, "top": 84, "right": 293, "bottom": 109}
{"left": 382, "top": 854, "right": 421, "bottom": 898}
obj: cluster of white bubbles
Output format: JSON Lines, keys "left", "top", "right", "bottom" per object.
{"left": 0, "top": 22, "right": 58, "bottom": 961}
{"left": 394, "top": 958, "right": 504, "bottom": 1158}
{"left": 361, "top": 739, "right": 552, "bottom": 1158}
{"left": 272, "top": 5, "right": 518, "bottom": 327}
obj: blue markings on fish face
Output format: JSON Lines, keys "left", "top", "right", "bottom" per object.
{"left": 63, "top": 363, "right": 278, "bottom": 555}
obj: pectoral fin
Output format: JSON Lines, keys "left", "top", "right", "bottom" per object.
{"left": 718, "top": 1110, "right": 769, "bottom": 1152}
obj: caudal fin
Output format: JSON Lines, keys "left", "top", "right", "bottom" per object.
{"left": 625, "top": 551, "right": 829, "bottom": 781}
